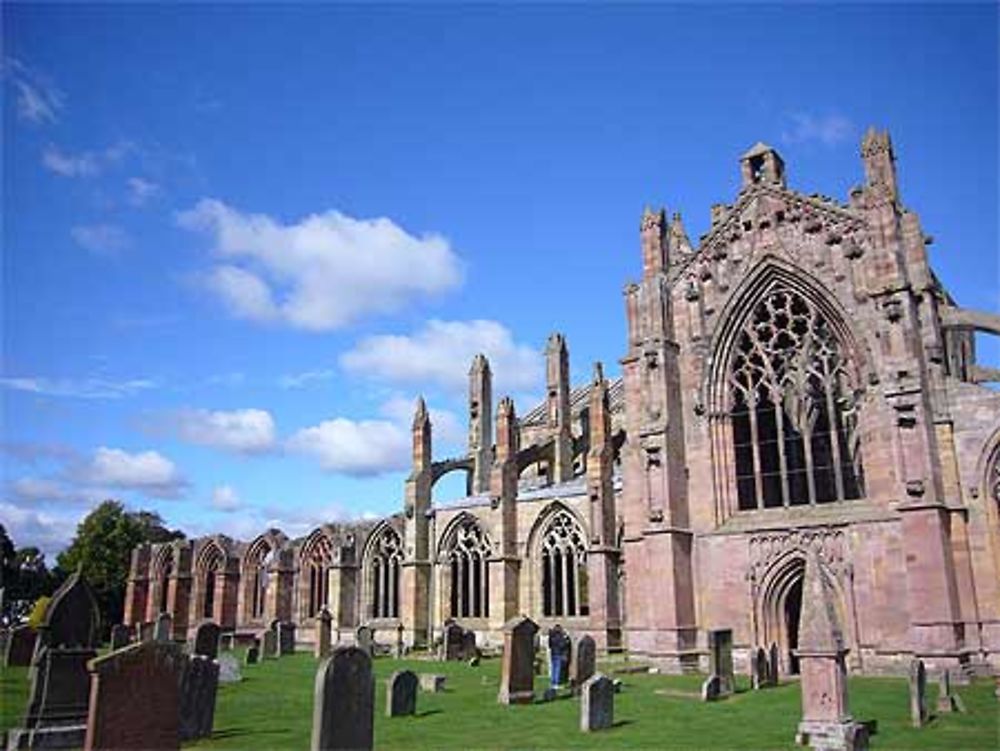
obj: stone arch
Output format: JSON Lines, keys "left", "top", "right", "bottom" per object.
{"left": 527, "top": 502, "right": 589, "bottom": 620}
{"left": 703, "top": 258, "right": 871, "bottom": 517}
{"left": 149, "top": 544, "right": 175, "bottom": 619}
{"left": 437, "top": 512, "right": 492, "bottom": 620}
{"left": 299, "top": 527, "right": 335, "bottom": 621}
{"left": 241, "top": 530, "right": 284, "bottom": 624}
{"left": 194, "top": 539, "right": 227, "bottom": 623}
{"left": 360, "top": 521, "right": 403, "bottom": 621}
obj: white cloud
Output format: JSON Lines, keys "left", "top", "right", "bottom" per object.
{"left": 341, "top": 319, "right": 543, "bottom": 394}
{"left": 84, "top": 447, "right": 185, "bottom": 499}
{"left": 172, "top": 408, "right": 277, "bottom": 455}
{"left": 177, "top": 199, "right": 463, "bottom": 330}
{"left": 781, "top": 112, "right": 854, "bottom": 146}
{"left": 4, "top": 58, "right": 64, "bottom": 124}
{"left": 278, "top": 369, "right": 336, "bottom": 389}
{"left": 8, "top": 477, "right": 75, "bottom": 503}
{"left": 0, "top": 375, "right": 156, "bottom": 399}
{"left": 42, "top": 145, "right": 99, "bottom": 177}
{"left": 286, "top": 418, "right": 409, "bottom": 476}
{"left": 127, "top": 177, "right": 160, "bottom": 206}
{"left": 0, "top": 502, "right": 79, "bottom": 558}
{"left": 378, "top": 396, "right": 464, "bottom": 447}
{"left": 211, "top": 485, "right": 242, "bottom": 512}
{"left": 71, "top": 224, "right": 130, "bottom": 256}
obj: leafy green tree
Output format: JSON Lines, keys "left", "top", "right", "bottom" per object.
{"left": 57, "top": 500, "right": 184, "bottom": 630}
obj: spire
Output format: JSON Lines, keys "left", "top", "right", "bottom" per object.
{"left": 592, "top": 361, "right": 605, "bottom": 387}
{"left": 468, "top": 353, "right": 493, "bottom": 494}
{"left": 413, "top": 396, "right": 428, "bottom": 427}
{"left": 640, "top": 206, "right": 668, "bottom": 278}
{"left": 669, "top": 212, "right": 693, "bottom": 257}
{"left": 411, "top": 396, "right": 431, "bottom": 471}
{"left": 860, "top": 126, "right": 899, "bottom": 204}
{"left": 495, "top": 396, "right": 518, "bottom": 462}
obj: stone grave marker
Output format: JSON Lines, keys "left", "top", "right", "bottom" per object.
{"left": 394, "top": 623, "right": 404, "bottom": 659}
{"left": 356, "top": 624, "right": 374, "bottom": 657}
{"left": 109, "top": 624, "right": 131, "bottom": 652}
{"left": 580, "top": 673, "right": 614, "bottom": 732}
{"left": 769, "top": 642, "right": 780, "bottom": 683}
{"left": 217, "top": 652, "right": 242, "bottom": 683}
{"left": 460, "top": 629, "right": 477, "bottom": 660}
{"left": 571, "top": 635, "right": 596, "bottom": 692}
{"left": 155, "top": 612, "right": 173, "bottom": 642}
{"left": 193, "top": 620, "right": 221, "bottom": 660}
{"left": 245, "top": 641, "right": 260, "bottom": 665}
{"left": 4, "top": 624, "right": 37, "bottom": 667}
{"left": 701, "top": 674, "right": 721, "bottom": 701}
{"left": 752, "top": 647, "right": 768, "bottom": 690}
{"left": 312, "top": 646, "right": 374, "bottom": 751}
{"left": 138, "top": 621, "right": 155, "bottom": 643}
{"left": 443, "top": 621, "right": 464, "bottom": 660}
{"left": 278, "top": 621, "right": 296, "bottom": 655}
{"left": 936, "top": 669, "right": 964, "bottom": 713}
{"left": 497, "top": 615, "right": 538, "bottom": 705}
{"left": 419, "top": 673, "right": 446, "bottom": 692}
{"left": 316, "top": 607, "right": 333, "bottom": 659}
{"left": 262, "top": 628, "right": 277, "bottom": 658}
{"left": 909, "top": 659, "right": 927, "bottom": 727}
{"left": 83, "top": 640, "right": 184, "bottom": 751}
{"left": 386, "top": 670, "right": 418, "bottom": 717}
{"left": 708, "top": 628, "right": 735, "bottom": 695}
{"left": 178, "top": 654, "right": 220, "bottom": 741}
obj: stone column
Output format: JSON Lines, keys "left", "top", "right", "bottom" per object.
{"left": 401, "top": 398, "right": 432, "bottom": 648}
{"left": 123, "top": 545, "right": 151, "bottom": 627}
{"left": 489, "top": 397, "right": 521, "bottom": 630}
{"left": 168, "top": 542, "right": 194, "bottom": 641}
{"left": 546, "top": 333, "right": 574, "bottom": 484}
{"left": 469, "top": 354, "right": 493, "bottom": 495}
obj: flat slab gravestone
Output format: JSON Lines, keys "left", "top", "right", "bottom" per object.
{"left": 312, "top": 646, "right": 374, "bottom": 751}
{"left": 386, "top": 670, "right": 418, "bottom": 717}
{"left": 193, "top": 621, "right": 221, "bottom": 660}
{"left": 443, "top": 621, "right": 464, "bottom": 660}
{"left": 498, "top": 615, "right": 538, "bottom": 705}
{"left": 217, "top": 652, "right": 242, "bottom": 683}
{"left": 580, "top": 673, "right": 614, "bottom": 732}
{"left": 708, "top": 629, "right": 735, "bottom": 695}
{"left": 278, "top": 621, "right": 296, "bottom": 655}
{"left": 83, "top": 640, "right": 184, "bottom": 751}
{"left": 909, "top": 659, "right": 927, "bottom": 727}
{"left": 419, "top": 673, "right": 446, "bottom": 693}
{"left": 178, "top": 654, "right": 220, "bottom": 741}
{"left": 261, "top": 629, "right": 277, "bottom": 658}
{"left": 109, "top": 624, "right": 131, "bottom": 652}
{"left": 572, "top": 635, "right": 596, "bottom": 692}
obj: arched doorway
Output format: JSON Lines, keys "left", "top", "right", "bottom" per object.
{"left": 783, "top": 575, "right": 803, "bottom": 675}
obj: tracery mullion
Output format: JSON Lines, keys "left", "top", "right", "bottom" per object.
{"left": 748, "top": 389, "right": 764, "bottom": 509}
{"left": 823, "top": 367, "right": 846, "bottom": 502}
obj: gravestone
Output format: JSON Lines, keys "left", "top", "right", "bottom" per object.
{"left": 460, "top": 629, "right": 477, "bottom": 661}
{"left": 221, "top": 633, "right": 235, "bottom": 651}
{"left": 278, "top": 621, "right": 296, "bottom": 655}
{"left": 498, "top": 615, "right": 538, "bottom": 705}
{"left": 769, "top": 642, "right": 780, "bottom": 683}
{"left": 155, "top": 612, "right": 173, "bottom": 642}
{"left": 312, "top": 646, "right": 374, "bottom": 751}
{"left": 386, "top": 670, "right": 418, "bottom": 717}
{"left": 5, "top": 624, "right": 37, "bottom": 667}
{"left": 419, "top": 673, "right": 446, "bottom": 692}
{"left": 178, "top": 654, "right": 220, "bottom": 741}
{"left": 909, "top": 659, "right": 927, "bottom": 727}
{"left": 316, "top": 607, "right": 333, "bottom": 659}
{"left": 443, "top": 621, "right": 464, "bottom": 661}
{"left": 138, "top": 622, "right": 155, "bottom": 643}
{"left": 394, "top": 623, "right": 404, "bottom": 659}
{"left": 245, "top": 642, "right": 260, "bottom": 665}
{"left": 356, "top": 624, "right": 373, "bottom": 657}
{"left": 571, "top": 635, "right": 597, "bottom": 692}
{"left": 580, "top": 673, "right": 614, "bottom": 732}
{"left": 701, "top": 674, "right": 721, "bottom": 701}
{"left": 708, "top": 629, "right": 735, "bottom": 695}
{"left": 193, "top": 620, "right": 221, "bottom": 660}
{"left": 83, "top": 640, "right": 184, "bottom": 751}
{"left": 262, "top": 629, "right": 277, "bottom": 658}
{"left": 44, "top": 570, "right": 101, "bottom": 648}
{"left": 217, "top": 652, "right": 242, "bottom": 684}
{"left": 936, "top": 669, "right": 964, "bottom": 713}
{"left": 109, "top": 624, "right": 131, "bottom": 652}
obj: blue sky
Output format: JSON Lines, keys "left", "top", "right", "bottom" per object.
{"left": 3, "top": 4, "right": 997, "bottom": 556}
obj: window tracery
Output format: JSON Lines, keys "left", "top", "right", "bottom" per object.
{"left": 367, "top": 527, "right": 402, "bottom": 619}
{"left": 445, "top": 519, "right": 491, "bottom": 618}
{"left": 540, "top": 509, "right": 588, "bottom": 617}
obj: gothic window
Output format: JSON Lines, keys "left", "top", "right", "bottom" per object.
{"left": 156, "top": 548, "right": 173, "bottom": 614}
{"left": 244, "top": 538, "right": 274, "bottom": 621}
{"left": 445, "top": 519, "right": 491, "bottom": 619}
{"left": 991, "top": 450, "right": 1000, "bottom": 516}
{"left": 367, "top": 528, "right": 402, "bottom": 619}
{"left": 540, "top": 509, "right": 588, "bottom": 617}
{"left": 197, "top": 544, "right": 225, "bottom": 620}
{"left": 301, "top": 532, "right": 334, "bottom": 618}
{"left": 729, "top": 287, "right": 864, "bottom": 511}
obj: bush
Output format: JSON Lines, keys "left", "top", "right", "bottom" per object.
{"left": 27, "top": 596, "right": 50, "bottom": 628}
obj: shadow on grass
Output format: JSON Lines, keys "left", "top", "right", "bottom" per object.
{"left": 413, "top": 709, "right": 444, "bottom": 719}
{"left": 611, "top": 719, "right": 634, "bottom": 729}
{"left": 209, "top": 728, "right": 288, "bottom": 741}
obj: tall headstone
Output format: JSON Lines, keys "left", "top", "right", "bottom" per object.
{"left": 261, "top": 629, "right": 277, "bottom": 659}
{"left": 909, "top": 659, "right": 927, "bottom": 728}
{"left": 580, "top": 673, "right": 614, "bottom": 732}
{"left": 4, "top": 625, "right": 37, "bottom": 667}
{"left": 935, "top": 669, "right": 963, "bottom": 713}
{"left": 460, "top": 629, "right": 477, "bottom": 661}
{"left": 708, "top": 628, "right": 735, "bottom": 695}
{"left": 155, "top": 612, "right": 172, "bottom": 642}
{"left": 498, "top": 615, "right": 538, "bottom": 705}
{"left": 769, "top": 642, "right": 780, "bottom": 684}
{"left": 83, "top": 641, "right": 184, "bottom": 751}
{"left": 571, "top": 635, "right": 597, "bottom": 691}
{"left": 356, "top": 624, "right": 373, "bottom": 657}
{"left": 443, "top": 621, "right": 464, "bottom": 661}
{"left": 178, "top": 654, "right": 220, "bottom": 741}
{"left": 109, "top": 624, "right": 131, "bottom": 652}
{"left": 193, "top": 620, "right": 221, "bottom": 660}
{"left": 752, "top": 646, "right": 769, "bottom": 690}
{"left": 394, "top": 622, "right": 405, "bottom": 659}
{"left": 793, "top": 553, "right": 868, "bottom": 751}
{"left": 312, "top": 646, "right": 374, "bottom": 751}
{"left": 278, "top": 621, "right": 296, "bottom": 655}
{"left": 316, "top": 607, "right": 333, "bottom": 659}
{"left": 245, "top": 641, "right": 260, "bottom": 665}
{"left": 385, "top": 670, "right": 418, "bottom": 717}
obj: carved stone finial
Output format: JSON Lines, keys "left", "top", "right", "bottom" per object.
{"left": 592, "top": 361, "right": 605, "bottom": 386}
{"left": 413, "top": 396, "right": 428, "bottom": 426}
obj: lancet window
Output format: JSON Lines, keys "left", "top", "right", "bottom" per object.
{"left": 540, "top": 509, "right": 588, "bottom": 617}
{"left": 729, "top": 287, "right": 864, "bottom": 511}
{"left": 197, "top": 544, "right": 225, "bottom": 619}
{"left": 367, "top": 527, "right": 402, "bottom": 619}
{"left": 244, "top": 538, "right": 274, "bottom": 621}
{"left": 301, "top": 532, "right": 334, "bottom": 618}
{"left": 446, "top": 519, "right": 491, "bottom": 618}
{"left": 156, "top": 548, "right": 173, "bottom": 614}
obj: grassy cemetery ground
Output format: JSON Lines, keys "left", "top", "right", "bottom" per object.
{"left": 2, "top": 652, "right": 997, "bottom": 749}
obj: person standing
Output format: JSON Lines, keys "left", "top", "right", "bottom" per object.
{"left": 548, "top": 624, "right": 571, "bottom": 688}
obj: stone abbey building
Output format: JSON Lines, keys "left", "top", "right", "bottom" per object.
{"left": 124, "top": 130, "right": 1000, "bottom": 676}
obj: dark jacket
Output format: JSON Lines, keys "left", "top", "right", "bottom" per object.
{"left": 548, "top": 628, "right": 571, "bottom": 659}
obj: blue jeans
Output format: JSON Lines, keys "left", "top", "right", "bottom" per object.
{"left": 550, "top": 655, "right": 567, "bottom": 687}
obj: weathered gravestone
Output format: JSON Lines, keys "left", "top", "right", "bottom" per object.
{"left": 386, "top": 670, "right": 418, "bottom": 717}
{"left": 909, "top": 659, "right": 927, "bottom": 727}
{"left": 708, "top": 628, "right": 735, "bottom": 695}
{"left": 261, "top": 628, "right": 277, "bottom": 659}
{"left": 936, "top": 669, "right": 964, "bottom": 713}
{"left": 278, "top": 621, "right": 296, "bottom": 655}
{"left": 443, "top": 621, "right": 464, "bottom": 661}
{"left": 701, "top": 674, "right": 721, "bottom": 701}
{"left": 752, "top": 647, "right": 769, "bottom": 690}
{"left": 498, "top": 615, "right": 538, "bottom": 705}
{"left": 312, "top": 646, "right": 374, "bottom": 751}
{"left": 83, "top": 640, "right": 184, "bottom": 751}
{"left": 769, "top": 642, "right": 780, "bottom": 683}
{"left": 109, "top": 624, "right": 131, "bottom": 652}
{"left": 138, "top": 621, "right": 155, "bottom": 643}
{"left": 580, "top": 673, "right": 614, "bottom": 732}
{"left": 4, "top": 625, "right": 38, "bottom": 667}
{"left": 193, "top": 620, "right": 221, "bottom": 660}
{"left": 8, "top": 571, "right": 100, "bottom": 750}
{"left": 316, "top": 607, "right": 333, "bottom": 659}
{"left": 178, "top": 654, "right": 220, "bottom": 741}
{"left": 245, "top": 641, "right": 260, "bottom": 665}
{"left": 572, "top": 635, "right": 596, "bottom": 692}
{"left": 356, "top": 624, "right": 373, "bottom": 657}
{"left": 217, "top": 652, "right": 242, "bottom": 684}
{"left": 155, "top": 612, "right": 173, "bottom": 642}
{"left": 419, "top": 673, "right": 446, "bottom": 693}
{"left": 460, "top": 629, "right": 478, "bottom": 661}
{"left": 394, "top": 623, "right": 405, "bottom": 659}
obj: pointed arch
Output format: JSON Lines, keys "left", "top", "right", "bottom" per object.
{"left": 437, "top": 513, "right": 492, "bottom": 619}
{"left": 150, "top": 544, "right": 175, "bottom": 617}
{"left": 528, "top": 502, "right": 589, "bottom": 618}
{"left": 241, "top": 530, "right": 284, "bottom": 623}
{"left": 194, "top": 539, "right": 227, "bottom": 621}
{"left": 360, "top": 521, "right": 403, "bottom": 620}
{"left": 299, "top": 527, "right": 336, "bottom": 620}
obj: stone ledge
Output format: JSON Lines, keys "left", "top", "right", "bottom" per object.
{"left": 708, "top": 500, "right": 898, "bottom": 535}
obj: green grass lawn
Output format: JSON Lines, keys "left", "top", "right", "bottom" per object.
{"left": 3, "top": 653, "right": 996, "bottom": 750}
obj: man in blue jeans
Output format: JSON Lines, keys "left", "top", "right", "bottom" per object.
{"left": 548, "top": 624, "right": 571, "bottom": 688}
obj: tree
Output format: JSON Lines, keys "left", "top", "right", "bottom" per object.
{"left": 0, "top": 525, "right": 61, "bottom": 625}
{"left": 56, "top": 500, "right": 185, "bottom": 630}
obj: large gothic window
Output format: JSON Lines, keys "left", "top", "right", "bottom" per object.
{"left": 156, "top": 547, "right": 174, "bottom": 614}
{"left": 197, "top": 544, "right": 225, "bottom": 620}
{"left": 540, "top": 510, "right": 588, "bottom": 617}
{"left": 301, "top": 532, "right": 333, "bottom": 618}
{"left": 243, "top": 538, "right": 274, "bottom": 621}
{"left": 729, "top": 287, "right": 864, "bottom": 510}
{"left": 367, "top": 528, "right": 402, "bottom": 619}
{"left": 445, "top": 519, "right": 491, "bottom": 618}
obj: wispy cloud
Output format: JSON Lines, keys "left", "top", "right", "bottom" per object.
{"left": 780, "top": 112, "right": 854, "bottom": 146}
{"left": 3, "top": 58, "right": 64, "bottom": 125}
{"left": 279, "top": 369, "right": 336, "bottom": 389}
{"left": 42, "top": 140, "right": 135, "bottom": 178}
{"left": 0, "top": 375, "right": 157, "bottom": 399}
{"left": 127, "top": 176, "right": 161, "bottom": 206}
{"left": 211, "top": 485, "right": 242, "bottom": 512}
{"left": 71, "top": 223, "right": 131, "bottom": 256}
